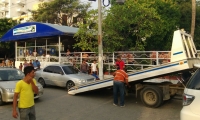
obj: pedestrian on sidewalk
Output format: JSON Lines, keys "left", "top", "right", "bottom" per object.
{"left": 113, "top": 68, "right": 130, "bottom": 107}
{"left": 12, "top": 66, "right": 39, "bottom": 120}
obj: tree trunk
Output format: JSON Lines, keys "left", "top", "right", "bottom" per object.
{"left": 191, "top": 0, "right": 196, "bottom": 38}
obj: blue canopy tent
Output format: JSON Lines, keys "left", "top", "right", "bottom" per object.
{"left": 0, "top": 22, "right": 78, "bottom": 42}
{"left": 0, "top": 22, "right": 79, "bottom": 68}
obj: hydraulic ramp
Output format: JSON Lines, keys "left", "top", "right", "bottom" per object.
{"left": 68, "top": 30, "right": 200, "bottom": 95}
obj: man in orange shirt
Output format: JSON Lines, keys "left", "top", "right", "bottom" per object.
{"left": 113, "top": 69, "right": 130, "bottom": 107}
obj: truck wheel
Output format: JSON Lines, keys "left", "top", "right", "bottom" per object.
{"left": 140, "top": 86, "right": 163, "bottom": 108}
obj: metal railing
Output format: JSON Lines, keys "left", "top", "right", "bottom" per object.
{"left": 13, "top": 50, "right": 200, "bottom": 74}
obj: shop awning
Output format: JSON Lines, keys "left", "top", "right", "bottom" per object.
{"left": 0, "top": 22, "right": 78, "bottom": 42}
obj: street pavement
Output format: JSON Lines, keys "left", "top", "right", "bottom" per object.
{"left": 0, "top": 86, "right": 182, "bottom": 120}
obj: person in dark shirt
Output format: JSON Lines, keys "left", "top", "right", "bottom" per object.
{"left": 80, "top": 60, "right": 88, "bottom": 74}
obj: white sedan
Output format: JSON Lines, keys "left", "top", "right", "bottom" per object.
{"left": 35, "top": 64, "right": 96, "bottom": 90}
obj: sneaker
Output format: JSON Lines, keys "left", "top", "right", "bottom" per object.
{"left": 113, "top": 103, "right": 118, "bottom": 106}
{"left": 120, "top": 105, "right": 125, "bottom": 107}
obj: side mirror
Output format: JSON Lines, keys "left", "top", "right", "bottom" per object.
{"left": 60, "top": 72, "right": 64, "bottom": 75}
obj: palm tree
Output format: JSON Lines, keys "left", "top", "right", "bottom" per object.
{"left": 191, "top": 0, "right": 196, "bottom": 38}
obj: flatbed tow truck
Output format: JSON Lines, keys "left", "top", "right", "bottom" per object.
{"left": 68, "top": 30, "right": 200, "bottom": 108}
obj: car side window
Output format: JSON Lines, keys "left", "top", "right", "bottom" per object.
{"left": 186, "top": 69, "right": 200, "bottom": 90}
{"left": 43, "top": 66, "right": 54, "bottom": 73}
{"left": 0, "top": 70, "right": 8, "bottom": 80}
{"left": 52, "top": 66, "right": 63, "bottom": 74}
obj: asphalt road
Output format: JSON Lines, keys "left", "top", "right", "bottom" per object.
{"left": 0, "top": 86, "right": 182, "bottom": 120}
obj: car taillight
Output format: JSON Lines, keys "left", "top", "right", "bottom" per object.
{"left": 182, "top": 93, "right": 195, "bottom": 106}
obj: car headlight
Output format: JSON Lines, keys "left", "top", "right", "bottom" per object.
{"left": 5, "top": 88, "right": 15, "bottom": 93}
{"left": 78, "top": 79, "right": 86, "bottom": 83}
{"left": 37, "top": 86, "right": 42, "bottom": 90}
{"left": 36, "top": 84, "right": 43, "bottom": 90}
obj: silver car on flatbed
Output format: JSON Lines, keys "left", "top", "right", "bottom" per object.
{"left": 35, "top": 64, "right": 96, "bottom": 90}
{"left": 0, "top": 67, "right": 44, "bottom": 105}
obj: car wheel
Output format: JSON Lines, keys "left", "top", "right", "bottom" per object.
{"left": 38, "top": 78, "right": 46, "bottom": 88}
{"left": 0, "top": 93, "right": 4, "bottom": 106}
{"left": 140, "top": 86, "right": 163, "bottom": 108}
{"left": 66, "top": 81, "right": 75, "bottom": 91}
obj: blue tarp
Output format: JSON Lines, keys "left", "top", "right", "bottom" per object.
{"left": 0, "top": 22, "right": 78, "bottom": 42}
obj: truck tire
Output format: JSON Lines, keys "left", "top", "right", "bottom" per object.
{"left": 140, "top": 86, "right": 163, "bottom": 108}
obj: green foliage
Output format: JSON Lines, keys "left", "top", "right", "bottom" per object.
{"left": 145, "top": 0, "right": 181, "bottom": 50}
{"left": 75, "top": 0, "right": 182, "bottom": 52}
{"left": 74, "top": 9, "right": 99, "bottom": 51}
{"left": 177, "top": 0, "right": 200, "bottom": 49}
{"left": 30, "top": 0, "right": 91, "bottom": 26}
{"left": 103, "top": 0, "right": 176, "bottom": 51}
{"left": 0, "top": 18, "right": 17, "bottom": 49}
{"left": 193, "top": 2, "right": 200, "bottom": 49}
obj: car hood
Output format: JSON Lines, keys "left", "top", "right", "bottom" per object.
{"left": 67, "top": 73, "right": 95, "bottom": 80}
{"left": 0, "top": 81, "right": 41, "bottom": 88}
{"left": 0, "top": 81, "right": 18, "bottom": 88}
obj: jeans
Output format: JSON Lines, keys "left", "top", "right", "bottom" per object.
{"left": 19, "top": 105, "right": 36, "bottom": 120}
{"left": 113, "top": 80, "right": 125, "bottom": 106}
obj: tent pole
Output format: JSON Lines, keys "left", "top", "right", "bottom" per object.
{"left": 35, "top": 39, "right": 36, "bottom": 53}
{"left": 15, "top": 41, "right": 17, "bottom": 67}
{"left": 25, "top": 42, "right": 26, "bottom": 59}
{"left": 59, "top": 36, "right": 61, "bottom": 64}
{"left": 46, "top": 39, "right": 47, "bottom": 55}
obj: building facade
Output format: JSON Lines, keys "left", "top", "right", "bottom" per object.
{"left": 0, "top": 0, "right": 51, "bottom": 22}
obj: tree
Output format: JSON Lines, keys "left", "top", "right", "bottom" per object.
{"left": 191, "top": 0, "right": 196, "bottom": 38}
{"left": 75, "top": 0, "right": 199, "bottom": 52}
{"left": 74, "top": 9, "right": 99, "bottom": 52}
{"left": 193, "top": 0, "right": 200, "bottom": 49}
{"left": 178, "top": 0, "right": 200, "bottom": 49}
{"left": 178, "top": 0, "right": 191, "bottom": 32}
{"left": 145, "top": 0, "right": 181, "bottom": 50}
{"left": 103, "top": 1, "right": 162, "bottom": 51}
{"left": 30, "top": 0, "right": 91, "bottom": 27}
{"left": 75, "top": 0, "right": 181, "bottom": 52}
{"left": 0, "top": 18, "right": 17, "bottom": 58}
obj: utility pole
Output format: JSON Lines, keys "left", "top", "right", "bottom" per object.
{"left": 89, "top": 0, "right": 123, "bottom": 80}
{"left": 98, "top": 0, "right": 103, "bottom": 80}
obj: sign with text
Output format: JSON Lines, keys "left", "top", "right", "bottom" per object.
{"left": 13, "top": 25, "right": 36, "bottom": 35}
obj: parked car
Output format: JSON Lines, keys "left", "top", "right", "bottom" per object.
{"left": 35, "top": 64, "right": 96, "bottom": 90}
{"left": 0, "top": 67, "right": 43, "bottom": 106}
{"left": 180, "top": 68, "right": 200, "bottom": 120}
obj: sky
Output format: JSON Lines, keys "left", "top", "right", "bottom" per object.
{"left": 81, "top": 0, "right": 98, "bottom": 9}
{"left": 81, "top": 0, "right": 110, "bottom": 9}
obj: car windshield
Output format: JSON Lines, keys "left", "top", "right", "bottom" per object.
{"left": 186, "top": 69, "right": 200, "bottom": 90}
{"left": 62, "top": 66, "right": 79, "bottom": 74}
{"left": 0, "top": 69, "right": 24, "bottom": 81}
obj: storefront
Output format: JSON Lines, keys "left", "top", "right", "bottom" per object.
{"left": 0, "top": 22, "right": 78, "bottom": 68}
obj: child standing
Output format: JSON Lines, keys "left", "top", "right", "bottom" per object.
{"left": 19, "top": 63, "right": 23, "bottom": 71}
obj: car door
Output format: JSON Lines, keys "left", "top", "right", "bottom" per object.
{"left": 184, "top": 69, "right": 200, "bottom": 116}
{"left": 42, "top": 66, "right": 54, "bottom": 85}
{"left": 51, "top": 66, "right": 67, "bottom": 87}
